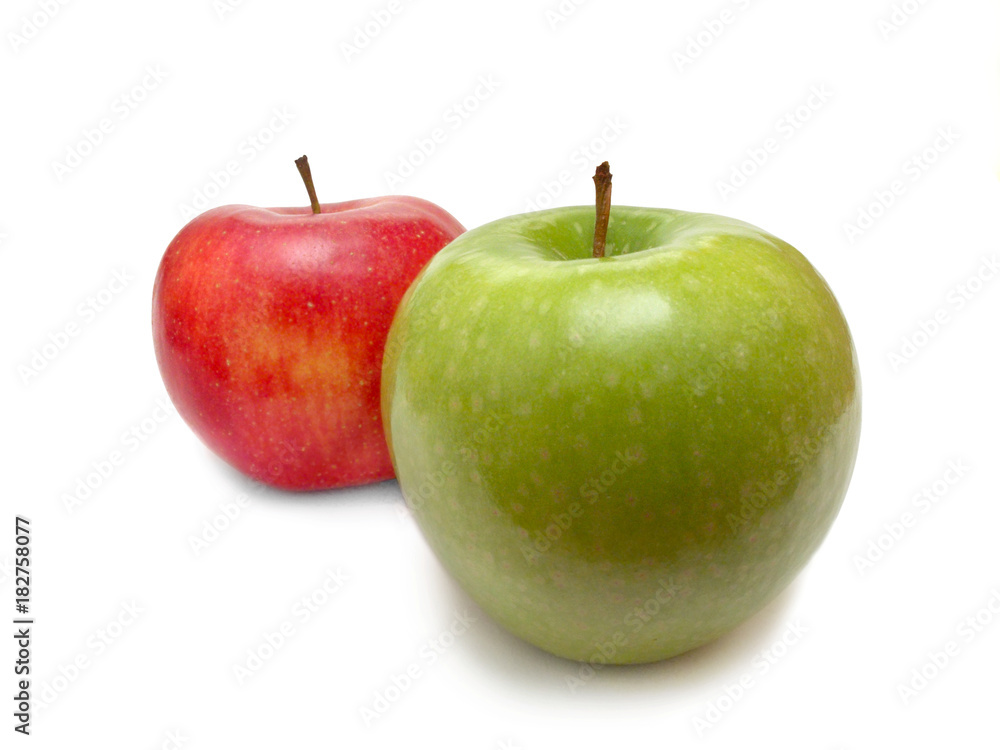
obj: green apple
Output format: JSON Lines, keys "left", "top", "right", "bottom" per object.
{"left": 381, "top": 166, "right": 860, "bottom": 664}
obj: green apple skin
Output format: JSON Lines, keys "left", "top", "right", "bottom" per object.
{"left": 382, "top": 206, "right": 861, "bottom": 664}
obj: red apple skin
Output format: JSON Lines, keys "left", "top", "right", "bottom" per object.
{"left": 152, "top": 198, "right": 464, "bottom": 490}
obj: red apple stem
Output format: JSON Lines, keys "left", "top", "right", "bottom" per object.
{"left": 295, "top": 155, "right": 322, "bottom": 214}
{"left": 592, "top": 161, "right": 612, "bottom": 258}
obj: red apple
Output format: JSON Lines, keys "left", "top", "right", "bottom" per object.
{"left": 152, "top": 156, "right": 464, "bottom": 490}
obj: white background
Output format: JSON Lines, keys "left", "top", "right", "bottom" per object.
{"left": 3, "top": 0, "right": 999, "bottom": 746}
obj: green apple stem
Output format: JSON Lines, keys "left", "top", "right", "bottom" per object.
{"left": 294, "top": 155, "right": 322, "bottom": 214}
{"left": 592, "top": 161, "right": 612, "bottom": 258}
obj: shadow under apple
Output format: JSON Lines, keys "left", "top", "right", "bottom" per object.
{"left": 429, "top": 552, "right": 803, "bottom": 701}
{"left": 210, "top": 455, "right": 402, "bottom": 509}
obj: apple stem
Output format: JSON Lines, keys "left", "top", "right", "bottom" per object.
{"left": 592, "top": 161, "right": 612, "bottom": 258}
{"left": 295, "top": 155, "right": 322, "bottom": 214}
